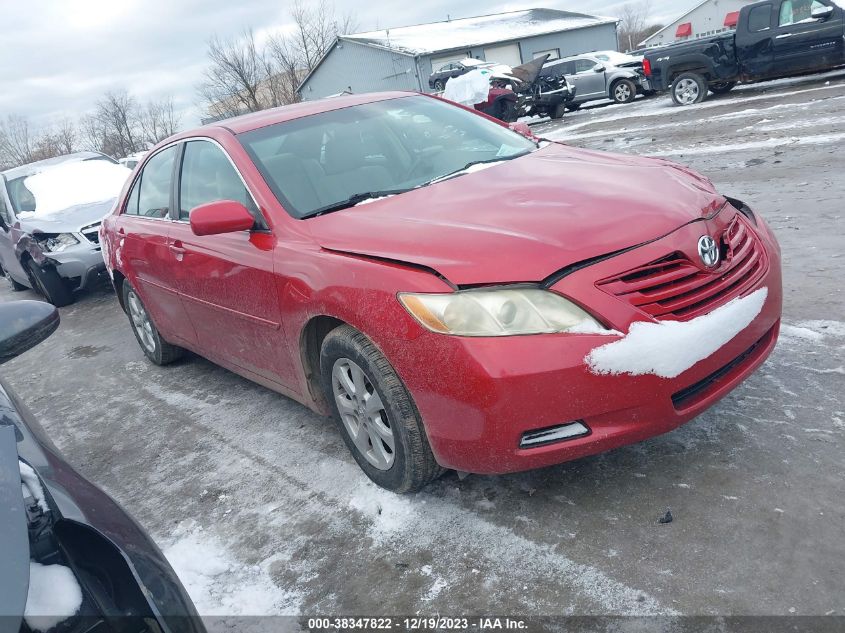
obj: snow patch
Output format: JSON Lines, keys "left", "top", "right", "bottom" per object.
{"left": 25, "top": 563, "right": 83, "bottom": 632}
{"left": 586, "top": 288, "right": 768, "bottom": 379}
{"left": 163, "top": 523, "right": 301, "bottom": 616}
{"left": 780, "top": 325, "right": 824, "bottom": 342}
{"left": 648, "top": 132, "right": 845, "bottom": 157}
{"left": 19, "top": 461, "right": 49, "bottom": 514}
{"left": 22, "top": 161, "right": 131, "bottom": 217}
{"left": 348, "top": 482, "right": 420, "bottom": 543}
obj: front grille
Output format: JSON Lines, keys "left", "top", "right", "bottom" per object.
{"left": 81, "top": 222, "right": 100, "bottom": 244}
{"left": 597, "top": 215, "right": 766, "bottom": 321}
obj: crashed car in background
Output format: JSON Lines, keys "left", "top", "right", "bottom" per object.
{"left": 541, "top": 52, "right": 651, "bottom": 109}
{"left": 443, "top": 55, "right": 575, "bottom": 121}
{"left": 428, "top": 58, "right": 511, "bottom": 90}
{"left": 0, "top": 152, "right": 131, "bottom": 306}
{"left": 0, "top": 300, "right": 204, "bottom": 632}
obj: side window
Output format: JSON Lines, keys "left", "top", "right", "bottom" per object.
{"left": 779, "top": 0, "right": 826, "bottom": 25}
{"left": 178, "top": 140, "right": 257, "bottom": 221}
{"left": 124, "top": 177, "right": 141, "bottom": 215}
{"left": 136, "top": 146, "right": 177, "bottom": 218}
{"left": 561, "top": 61, "right": 577, "bottom": 75}
{"left": 0, "top": 190, "right": 10, "bottom": 225}
{"left": 748, "top": 5, "right": 774, "bottom": 31}
{"left": 575, "top": 59, "right": 597, "bottom": 73}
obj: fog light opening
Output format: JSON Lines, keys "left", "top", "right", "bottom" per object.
{"left": 519, "top": 422, "right": 590, "bottom": 448}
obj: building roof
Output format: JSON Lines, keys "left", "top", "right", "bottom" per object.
{"left": 341, "top": 8, "right": 618, "bottom": 56}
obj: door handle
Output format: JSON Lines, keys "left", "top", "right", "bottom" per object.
{"left": 117, "top": 227, "right": 125, "bottom": 235}
{"left": 169, "top": 241, "right": 186, "bottom": 255}
{"left": 776, "top": 33, "right": 793, "bottom": 39}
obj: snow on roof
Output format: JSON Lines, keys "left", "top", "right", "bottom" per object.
{"left": 343, "top": 9, "right": 618, "bottom": 56}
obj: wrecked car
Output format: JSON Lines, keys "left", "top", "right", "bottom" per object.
{"left": 0, "top": 300, "right": 204, "bottom": 632}
{"left": 100, "top": 92, "right": 782, "bottom": 493}
{"left": 0, "top": 152, "right": 131, "bottom": 306}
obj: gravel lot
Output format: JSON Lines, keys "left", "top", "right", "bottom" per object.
{"left": 4, "top": 70, "right": 845, "bottom": 620}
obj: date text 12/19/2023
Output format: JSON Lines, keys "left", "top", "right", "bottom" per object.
{"left": 306, "top": 617, "right": 528, "bottom": 630}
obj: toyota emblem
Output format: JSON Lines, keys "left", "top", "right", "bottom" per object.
{"left": 697, "top": 235, "right": 720, "bottom": 268}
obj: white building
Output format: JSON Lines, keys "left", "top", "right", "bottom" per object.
{"left": 641, "top": 0, "right": 759, "bottom": 48}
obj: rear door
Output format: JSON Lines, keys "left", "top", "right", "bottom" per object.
{"left": 168, "top": 139, "right": 293, "bottom": 385}
{"left": 773, "top": 0, "right": 844, "bottom": 72}
{"left": 111, "top": 145, "right": 197, "bottom": 345}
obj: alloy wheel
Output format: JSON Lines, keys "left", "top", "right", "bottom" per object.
{"left": 674, "top": 78, "right": 700, "bottom": 105}
{"left": 126, "top": 290, "right": 156, "bottom": 354}
{"left": 331, "top": 358, "right": 395, "bottom": 470}
{"left": 614, "top": 83, "right": 632, "bottom": 102}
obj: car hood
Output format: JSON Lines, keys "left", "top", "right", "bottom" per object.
{"left": 17, "top": 199, "right": 114, "bottom": 234}
{"left": 306, "top": 143, "right": 726, "bottom": 285}
{"left": 0, "top": 426, "right": 28, "bottom": 632}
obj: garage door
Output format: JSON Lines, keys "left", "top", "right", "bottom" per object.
{"left": 483, "top": 43, "right": 522, "bottom": 67}
{"left": 430, "top": 52, "right": 472, "bottom": 71}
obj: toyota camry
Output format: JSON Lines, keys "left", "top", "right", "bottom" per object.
{"left": 100, "top": 92, "right": 781, "bottom": 493}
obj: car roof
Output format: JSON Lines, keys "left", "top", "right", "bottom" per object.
{"left": 195, "top": 91, "right": 420, "bottom": 136}
{"left": 1, "top": 151, "right": 109, "bottom": 180}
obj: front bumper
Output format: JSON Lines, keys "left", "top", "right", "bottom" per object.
{"left": 393, "top": 209, "right": 782, "bottom": 474}
{"left": 45, "top": 245, "right": 107, "bottom": 290}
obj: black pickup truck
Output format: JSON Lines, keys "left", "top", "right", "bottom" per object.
{"left": 644, "top": 0, "right": 845, "bottom": 105}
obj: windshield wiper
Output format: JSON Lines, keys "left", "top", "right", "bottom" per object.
{"left": 426, "top": 151, "right": 532, "bottom": 186}
{"left": 301, "top": 189, "right": 414, "bottom": 218}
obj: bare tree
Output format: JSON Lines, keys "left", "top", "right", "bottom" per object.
{"left": 31, "top": 118, "right": 77, "bottom": 161}
{"left": 199, "top": 30, "right": 267, "bottom": 120}
{"left": 94, "top": 90, "right": 141, "bottom": 157}
{"left": 0, "top": 115, "right": 36, "bottom": 167}
{"left": 139, "top": 97, "right": 180, "bottom": 146}
{"left": 618, "top": 1, "right": 662, "bottom": 50}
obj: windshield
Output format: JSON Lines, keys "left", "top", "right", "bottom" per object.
{"left": 6, "top": 156, "right": 125, "bottom": 216}
{"left": 238, "top": 95, "right": 537, "bottom": 219}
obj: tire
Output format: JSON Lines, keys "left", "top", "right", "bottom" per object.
{"left": 565, "top": 103, "right": 581, "bottom": 112}
{"left": 550, "top": 103, "right": 567, "bottom": 119}
{"left": 25, "top": 259, "right": 73, "bottom": 306}
{"left": 709, "top": 81, "right": 737, "bottom": 95}
{"left": 1, "top": 264, "right": 27, "bottom": 291}
{"left": 320, "top": 324, "right": 444, "bottom": 493}
{"left": 671, "top": 72, "right": 708, "bottom": 105}
{"left": 433, "top": 80, "right": 444, "bottom": 91}
{"left": 122, "top": 282, "right": 184, "bottom": 365}
{"left": 611, "top": 78, "right": 637, "bottom": 104}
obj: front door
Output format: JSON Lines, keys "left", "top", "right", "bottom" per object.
{"left": 738, "top": 3, "right": 777, "bottom": 77}
{"left": 569, "top": 58, "right": 607, "bottom": 100}
{"left": 773, "top": 0, "right": 845, "bottom": 72}
{"left": 0, "top": 189, "right": 29, "bottom": 287}
{"left": 168, "top": 139, "right": 293, "bottom": 386}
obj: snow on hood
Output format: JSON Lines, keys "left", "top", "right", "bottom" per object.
{"left": 586, "top": 288, "right": 768, "bottom": 378}
{"left": 21, "top": 161, "right": 131, "bottom": 219}
{"left": 306, "top": 143, "right": 726, "bottom": 285}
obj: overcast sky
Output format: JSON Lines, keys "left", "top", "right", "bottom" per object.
{"left": 0, "top": 0, "right": 687, "bottom": 129}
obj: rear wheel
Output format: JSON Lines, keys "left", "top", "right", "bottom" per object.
{"left": 320, "top": 324, "right": 443, "bottom": 493}
{"left": 433, "top": 80, "right": 445, "bottom": 91}
{"left": 671, "top": 72, "right": 708, "bottom": 105}
{"left": 709, "top": 81, "right": 737, "bottom": 95}
{"left": 611, "top": 79, "right": 637, "bottom": 104}
{"left": 122, "top": 282, "right": 184, "bottom": 365}
{"left": 25, "top": 259, "right": 73, "bottom": 306}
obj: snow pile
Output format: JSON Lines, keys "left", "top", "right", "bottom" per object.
{"left": 25, "top": 563, "right": 83, "bottom": 632}
{"left": 163, "top": 523, "right": 301, "bottom": 616}
{"left": 19, "top": 461, "right": 49, "bottom": 513}
{"left": 442, "top": 69, "right": 491, "bottom": 106}
{"left": 586, "top": 287, "right": 768, "bottom": 379}
{"left": 348, "top": 481, "right": 420, "bottom": 543}
{"left": 22, "top": 161, "right": 131, "bottom": 217}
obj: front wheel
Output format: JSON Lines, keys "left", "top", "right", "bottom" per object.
{"left": 611, "top": 79, "right": 637, "bottom": 104}
{"left": 671, "top": 72, "right": 708, "bottom": 105}
{"left": 25, "top": 259, "right": 73, "bottom": 306}
{"left": 321, "top": 324, "right": 443, "bottom": 493}
{"left": 709, "top": 81, "right": 737, "bottom": 95}
{"left": 433, "top": 80, "right": 444, "bottom": 91}
{"left": 550, "top": 103, "right": 567, "bottom": 119}
{"left": 122, "top": 282, "right": 184, "bottom": 365}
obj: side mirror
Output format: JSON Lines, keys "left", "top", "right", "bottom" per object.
{"left": 0, "top": 301, "right": 60, "bottom": 364}
{"left": 593, "top": 64, "right": 606, "bottom": 72}
{"left": 811, "top": 5, "right": 834, "bottom": 19}
{"left": 189, "top": 200, "right": 255, "bottom": 236}
{"left": 508, "top": 121, "right": 536, "bottom": 139}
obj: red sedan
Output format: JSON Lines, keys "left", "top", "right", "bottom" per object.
{"left": 100, "top": 92, "right": 781, "bottom": 493}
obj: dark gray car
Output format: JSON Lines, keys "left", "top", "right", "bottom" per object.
{"left": 0, "top": 152, "right": 128, "bottom": 307}
{"left": 0, "top": 299, "right": 204, "bottom": 633}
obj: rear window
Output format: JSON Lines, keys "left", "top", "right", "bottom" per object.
{"left": 238, "top": 96, "right": 536, "bottom": 219}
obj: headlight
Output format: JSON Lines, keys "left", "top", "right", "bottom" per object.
{"left": 399, "top": 287, "right": 614, "bottom": 337}
{"left": 35, "top": 233, "right": 79, "bottom": 253}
